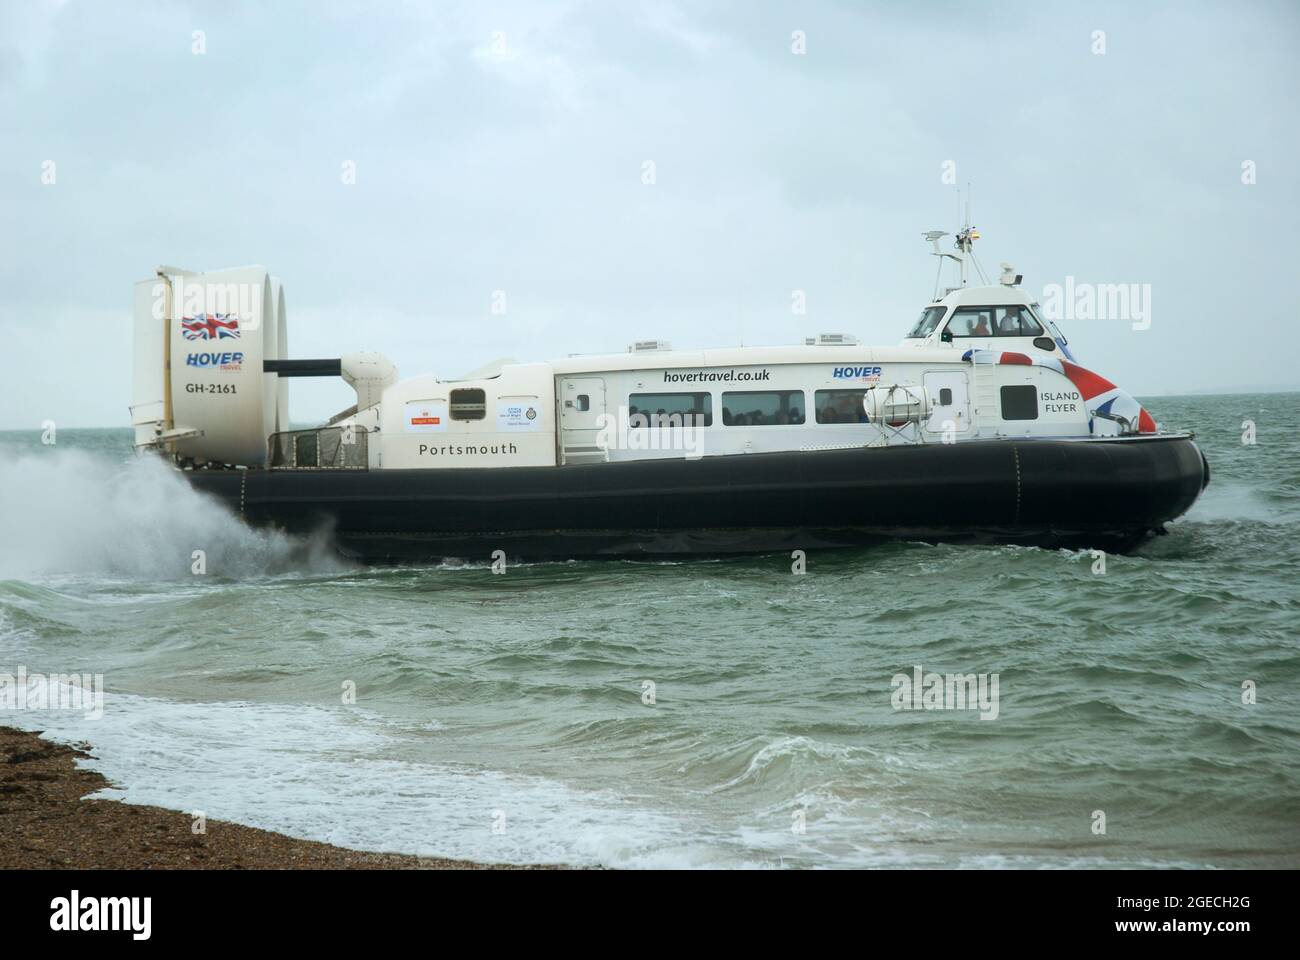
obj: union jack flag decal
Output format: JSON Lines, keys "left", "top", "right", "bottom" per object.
{"left": 180, "top": 314, "right": 241, "bottom": 340}
{"left": 962, "top": 348, "right": 1156, "bottom": 435}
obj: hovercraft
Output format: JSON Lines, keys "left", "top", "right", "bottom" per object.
{"left": 129, "top": 232, "right": 1208, "bottom": 561}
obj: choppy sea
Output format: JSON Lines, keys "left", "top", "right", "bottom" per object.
{"left": 2, "top": 393, "right": 1298, "bottom": 868}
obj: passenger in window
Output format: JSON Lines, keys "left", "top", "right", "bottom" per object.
{"left": 790, "top": 407, "right": 803, "bottom": 425}
{"left": 971, "top": 314, "right": 991, "bottom": 336}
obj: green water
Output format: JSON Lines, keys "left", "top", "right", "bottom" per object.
{"left": 1, "top": 393, "right": 1297, "bottom": 867}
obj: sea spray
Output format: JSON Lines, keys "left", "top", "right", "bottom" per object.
{"left": 0, "top": 446, "right": 350, "bottom": 581}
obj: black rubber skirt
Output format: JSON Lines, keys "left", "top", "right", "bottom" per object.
{"left": 185, "top": 435, "right": 1209, "bottom": 561}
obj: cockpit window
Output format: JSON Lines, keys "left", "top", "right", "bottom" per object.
{"left": 906, "top": 306, "right": 947, "bottom": 338}
{"left": 1029, "top": 303, "right": 1062, "bottom": 342}
{"left": 995, "top": 306, "right": 1044, "bottom": 337}
{"left": 945, "top": 306, "right": 1045, "bottom": 338}
{"left": 947, "top": 307, "right": 995, "bottom": 337}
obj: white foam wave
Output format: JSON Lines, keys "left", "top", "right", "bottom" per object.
{"left": 7, "top": 693, "right": 700, "bottom": 868}
{"left": 4, "top": 697, "right": 1213, "bottom": 869}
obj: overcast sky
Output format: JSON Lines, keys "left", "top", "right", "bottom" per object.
{"left": 2, "top": 0, "right": 1297, "bottom": 428}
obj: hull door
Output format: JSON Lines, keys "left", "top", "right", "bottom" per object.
{"left": 558, "top": 376, "right": 608, "bottom": 465}
{"left": 922, "top": 369, "right": 973, "bottom": 439}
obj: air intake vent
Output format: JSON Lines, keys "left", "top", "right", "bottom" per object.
{"left": 804, "top": 333, "right": 860, "bottom": 346}
{"left": 449, "top": 387, "right": 487, "bottom": 420}
{"left": 629, "top": 340, "right": 672, "bottom": 353}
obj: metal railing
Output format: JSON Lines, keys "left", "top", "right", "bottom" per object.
{"left": 268, "top": 425, "right": 369, "bottom": 470}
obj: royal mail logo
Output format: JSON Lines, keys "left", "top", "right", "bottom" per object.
{"left": 181, "top": 314, "right": 241, "bottom": 340}
{"left": 404, "top": 401, "right": 447, "bottom": 433}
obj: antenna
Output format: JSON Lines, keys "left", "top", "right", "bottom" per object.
{"left": 924, "top": 230, "right": 950, "bottom": 299}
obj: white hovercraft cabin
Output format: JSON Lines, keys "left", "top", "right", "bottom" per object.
{"left": 131, "top": 275, "right": 1144, "bottom": 471}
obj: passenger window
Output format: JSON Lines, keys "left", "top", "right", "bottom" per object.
{"left": 449, "top": 388, "right": 487, "bottom": 421}
{"left": 722, "top": 391, "right": 806, "bottom": 426}
{"left": 628, "top": 392, "right": 712, "bottom": 427}
{"left": 995, "top": 306, "right": 1044, "bottom": 337}
{"left": 814, "top": 389, "right": 869, "bottom": 424}
{"left": 946, "top": 308, "right": 995, "bottom": 338}
{"left": 575, "top": 395, "right": 590, "bottom": 412}
{"left": 1000, "top": 385, "right": 1038, "bottom": 420}
{"left": 939, "top": 388, "right": 953, "bottom": 405}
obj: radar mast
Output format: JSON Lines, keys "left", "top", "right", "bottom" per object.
{"left": 924, "top": 185, "right": 990, "bottom": 298}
